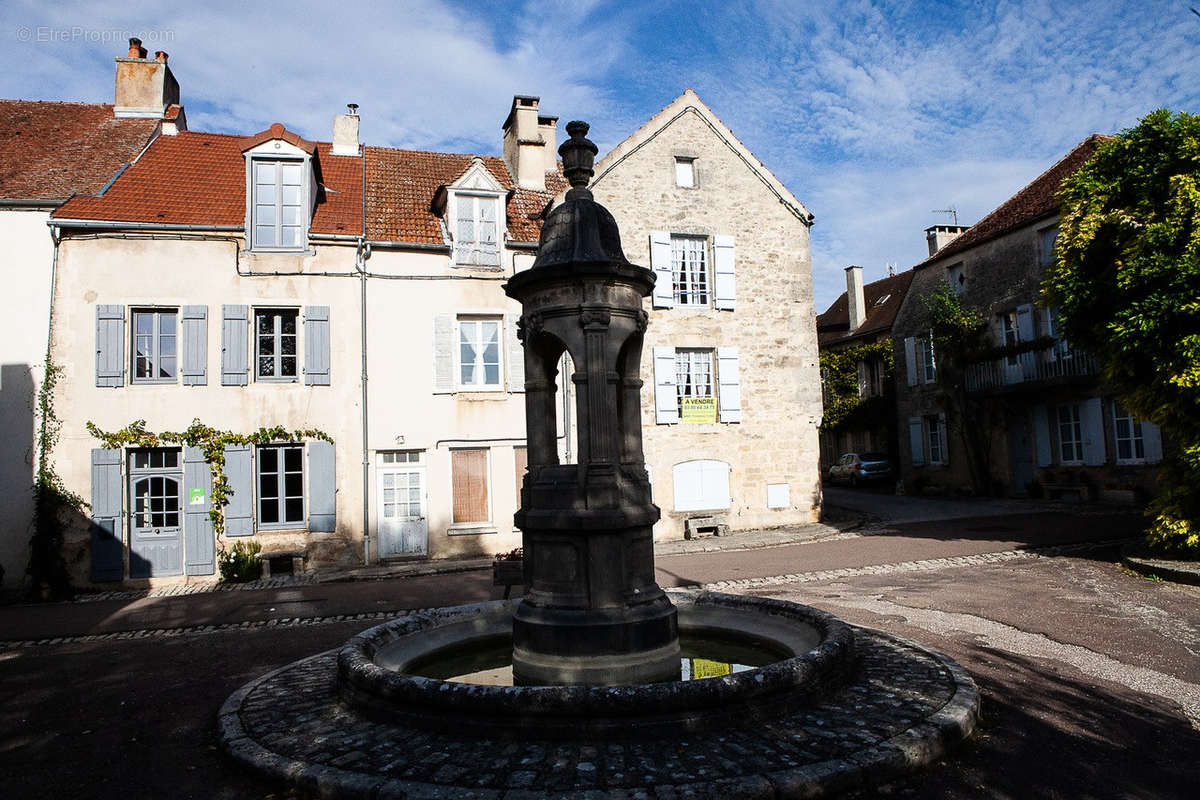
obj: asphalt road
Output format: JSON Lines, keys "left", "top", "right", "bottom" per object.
{"left": 2, "top": 504, "right": 1197, "bottom": 799}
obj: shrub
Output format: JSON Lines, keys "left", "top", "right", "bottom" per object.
{"left": 218, "top": 540, "right": 263, "bottom": 582}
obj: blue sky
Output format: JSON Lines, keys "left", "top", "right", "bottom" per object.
{"left": 3, "top": 0, "right": 1198, "bottom": 309}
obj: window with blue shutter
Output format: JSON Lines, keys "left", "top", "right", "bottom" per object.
{"left": 95, "top": 305, "right": 125, "bottom": 387}
{"left": 180, "top": 305, "right": 207, "bottom": 386}
{"left": 304, "top": 305, "right": 330, "bottom": 385}
{"left": 221, "top": 305, "right": 249, "bottom": 386}
{"left": 649, "top": 231, "right": 674, "bottom": 309}
{"left": 223, "top": 444, "right": 253, "bottom": 535}
{"left": 90, "top": 448, "right": 124, "bottom": 581}
{"left": 713, "top": 234, "right": 736, "bottom": 310}
{"left": 307, "top": 440, "right": 336, "bottom": 532}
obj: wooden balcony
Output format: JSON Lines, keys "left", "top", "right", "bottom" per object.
{"left": 965, "top": 347, "right": 1098, "bottom": 393}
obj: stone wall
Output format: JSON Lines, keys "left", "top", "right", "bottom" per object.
{"left": 590, "top": 98, "right": 823, "bottom": 538}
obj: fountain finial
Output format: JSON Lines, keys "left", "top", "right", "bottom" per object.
{"left": 560, "top": 120, "right": 598, "bottom": 196}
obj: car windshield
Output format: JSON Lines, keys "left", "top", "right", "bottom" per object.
{"left": 860, "top": 453, "right": 888, "bottom": 462}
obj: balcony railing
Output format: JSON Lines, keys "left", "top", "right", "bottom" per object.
{"left": 965, "top": 347, "right": 1098, "bottom": 392}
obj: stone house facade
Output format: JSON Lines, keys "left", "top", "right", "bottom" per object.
{"left": 587, "top": 91, "right": 823, "bottom": 538}
{"left": 815, "top": 266, "right": 912, "bottom": 474}
{"left": 891, "top": 136, "right": 1163, "bottom": 501}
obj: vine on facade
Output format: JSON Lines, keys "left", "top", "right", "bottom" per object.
{"left": 819, "top": 340, "right": 894, "bottom": 431}
{"left": 86, "top": 419, "right": 331, "bottom": 536}
{"left": 27, "top": 359, "right": 86, "bottom": 600}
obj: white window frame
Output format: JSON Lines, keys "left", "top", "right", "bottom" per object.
{"left": 248, "top": 157, "right": 309, "bottom": 252}
{"left": 456, "top": 316, "right": 504, "bottom": 391}
{"left": 916, "top": 331, "right": 937, "bottom": 383}
{"left": 1001, "top": 311, "right": 1020, "bottom": 365}
{"left": 926, "top": 414, "right": 947, "bottom": 465}
{"left": 675, "top": 348, "right": 715, "bottom": 416}
{"left": 1112, "top": 403, "right": 1146, "bottom": 464}
{"left": 674, "top": 156, "right": 696, "bottom": 188}
{"left": 254, "top": 308, "right": 300, "bottom": 382}
{"left": 1044, "top": 306, "right": 1072, "bottom": 361}
{"left": 451, "top": 191, "right": 503, "bottom": 268}
{"left": 670, "top": 234, "right": 710, "bottom": 306}
{"left": 131, "top": 307, "right": 178, "bottom": 384}
{"left": 1057, "top": 403, "right": 1084, "bottom": 465}
{"left": 256, "top": 443, "right": 305, "bottom": 530}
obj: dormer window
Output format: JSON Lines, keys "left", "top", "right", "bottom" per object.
{"left": 252, "top": 159, "right": 306, "bottom": 250}
{"left": 439, "top": 157, "right": 507, "bottom": 269}
{"left": 241, "top": 124, "right": 318, "bottom": 253}
{"left": 453, "top": 193, "right": 501, "bottom": 267}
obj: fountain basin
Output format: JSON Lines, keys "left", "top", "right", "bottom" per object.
{"left": 337, "top": 589, "right": 855, "bottom": 738}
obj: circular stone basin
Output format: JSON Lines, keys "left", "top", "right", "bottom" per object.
{"left": 337, "top": 589, "right": 855, "bottom": 738}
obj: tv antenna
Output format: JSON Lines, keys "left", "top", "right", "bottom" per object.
{"left": 932, "top": 205, "right": 959, "bottom": 226}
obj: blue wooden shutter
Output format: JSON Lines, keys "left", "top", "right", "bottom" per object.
{"left": 1082, "top": 397, "right": 1106, "bottom": 465}
{"left": 713, "top": 234, "right": 736, "bottom": 310}
{"left": 307, "top": 440, "right": 336, "bottom": 532}
{"left": 649, "top": 231, "right": 674, "bottom": 309}
{"left": 908, "top": 417, "right": 925, "bottom": 466}
{"left": 224, "top": 444, "right": 253, "bottom": 535}
{"left": 506, "top": 314, "right": 525, "bottom": 392}
{"left": 433, "top": 313, "right": 455, "bottom": 393}
{"left": 221, "top": 305, "right": 249, "bottom": 385}
{"left": 653, "top": 346, "right": 678, "bottom": 424}
{"left": 181, "top": 305, "right": 208, "bottom": 386}
{"left": 717, "top": 347, "right": 742, "bottom": 423}
{"left": 304, "top": 305, "right": 331, "bottom": 385}
{"left": 183, "top": 446, "right": 215, "bottom": 575}
{"left": 95, "top": 305, "right": 125, "bottom": 387}
{"left": 903, "top": 337, "right": 918, "bottom": 387}
{"left": 90, "top": 448, "right": 123, "bottom": 581}
{"left": 1143, "top": 422, "right": 1163, "bottom": 464}
{"left": 1033, "top": 406, "right": 1053, "bottom": 467}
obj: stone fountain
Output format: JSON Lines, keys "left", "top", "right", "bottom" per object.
{"left": 219, "top": 121, "right": 979, "bottom": 799}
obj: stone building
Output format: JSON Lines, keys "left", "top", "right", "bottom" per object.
{"left": 586, "top": 90, "right": 823, "bottom": 539}
{"left": 815, "top": 266, "right": 912, "bottom": 473}
{"left": 891, "top": 136, "right": 1163, "bottom": 501}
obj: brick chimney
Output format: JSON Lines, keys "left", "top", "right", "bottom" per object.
{"left": 925, "top": 224, "right": 968, "bottom": 256}
{"left": 114, "top": 38, "right": 180, "bottom": 119}
{"left": 332, "top": 103, "right": 360, "bottom": 156}
{"left": 845, "top": 265, "right": 866, "bottom": 331}
{"left": 502, "top": 95, "right": 556, "bottom": 191}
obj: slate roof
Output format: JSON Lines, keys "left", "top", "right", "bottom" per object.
{"left": 0, "top": 100, "right": 160, "bottom": 202}
{"left": 917, "top": 135, "right": 1109, "bottom": 269}
{"left": 816, "top": 269, "right": 914, "bottom": 347}
{"left": 53, "top": 122, "right": 567, "bottom": 245}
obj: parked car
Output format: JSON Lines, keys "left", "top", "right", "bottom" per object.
{"left": 827, "top": 452, "right": 893, "bottom": 487}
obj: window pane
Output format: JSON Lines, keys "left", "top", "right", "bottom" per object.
{"left": 280, "top": 356, "right": 296, "bottom": 377}
{"left": 260, "top": 447, "right": 277, "bottom": 472}
{"left": 255, "top": 226, "right": 276, "bottom": 247}
{"left": 159, "top": 314, "right": 176, "bottom": 335}
{"left": 280, "top": 163, "right": 303, "bottom": 185}
{"left": 484, "top": 364, "right": 499, "bottom": 385}
{"left": 284, "top": 447, "right": 302, "bottom": 471}
{"left": 281, "top": 185, "right": 302, "bottom": 206}
{"left": 285, "top": 473, "right": 303, "bottom": 498}
{"left": 159, "top": 355, "right": 176, "bottom": 379}
{"left": 163, "top": 450, "right": 178, "bottom": 468}
{"left": 280, "top": 313, "right": 296, "bottom": 335}
{"left": 260, "top": 474, "right": 278, "bottom": 499}
{"left": 260, "top": 499, "right": 279, "bottom": 524}
{"left": 258, "top": 334, "right": 275, "bottom": 356}
{"left": 255, "top": 162, "right": 277, "bottom": 184}
{"left": 256, "top": 204, "right": 277, "bottom": 226}
{"left": 257, "top": 314, "right": 273, "bottom": 335}
{"left": 135, "top": 313, "right": 153, "bottom": 334}
{"left": 280, "top": 335, "right": 296, "bottom": 356}
{"left": 281, "top": 226, "right": 304, "bottom": 248}
{"left": 285, "top": 498, "right": 304, "bottom": 522}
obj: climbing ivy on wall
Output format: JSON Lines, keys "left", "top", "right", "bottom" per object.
{"left": 86, "top": 419, "right": 331, "bottom": 537}
{"left": 818, "top": 340, "right": 894, "bottom": 431}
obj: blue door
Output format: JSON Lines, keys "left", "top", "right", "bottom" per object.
{"left": 128, "top": 449, "right": 184, "bottom": 578}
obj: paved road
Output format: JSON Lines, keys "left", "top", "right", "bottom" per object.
{"left": 2, "top": 507, "right": 1197, "bottom": 799}
{"left": 823, "top": 484, "right": 1062, "bottom": 523}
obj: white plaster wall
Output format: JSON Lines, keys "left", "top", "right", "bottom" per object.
{"left": 0, "top": 209, "right": 53, "bottom": 590}
{"left": 50, "top": 236, "right": 365, "bottom": 585}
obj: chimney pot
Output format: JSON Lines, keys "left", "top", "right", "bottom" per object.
{"left": 128, "top": 38, "right": 143, "bottom": 58}
{"left": 845, "top": 265, "right": 867, "bottom": 332}
{"left": 155, "top": 50, "right": 168, "bottom": 62}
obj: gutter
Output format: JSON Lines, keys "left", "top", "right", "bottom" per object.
{"left": 49, "top": 218, "right": 241, "bottom": 232}
{"left": 358, "top": 146, "right": 371, "bottom": 567}
{"left": 1, "top": 198, "right": 65, "bottom": 208}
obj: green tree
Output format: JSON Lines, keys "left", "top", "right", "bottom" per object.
{"left": 1042, "top": 109, "right": 1200, "bottom": 553}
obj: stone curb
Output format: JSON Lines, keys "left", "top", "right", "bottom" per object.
{"left": 0, "top": 538, "right": 1131, "bottom": 649}
{"left": 217, "top": 625, "right": 980, "bottom": 799}
{"left": 1120, "top": 546, "right": 1200, "bottom": 587}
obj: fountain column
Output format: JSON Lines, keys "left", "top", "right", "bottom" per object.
{"left": 504, "top": 121, "right": 680, "bottom": 686}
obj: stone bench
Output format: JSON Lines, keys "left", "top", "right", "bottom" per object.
{"left": 256, "top": 549, "right": 308, "bottom": 577}
{"left": 683, "top": 516, "right": 730, "bottom": 540}
{"left": 1043, "top": 484, "right": 1089, "bottom": 502}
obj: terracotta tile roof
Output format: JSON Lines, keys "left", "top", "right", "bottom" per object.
{"left": 0, "top": 100, "right": 160, "bottom": 201}
{"left": 918, "top": 135, "right": 1109, "bottom": 269}
{"left": 816, "top": 269, "right": 914, "bottom": 347}
{"left": 364, "top": 146, "right": 565, "bottom": 244}
{"left": 52, "top": 126, "right": 565, "bottom": 245}
{"left": 55, "top": 131, "right": 363, "bottom": 235}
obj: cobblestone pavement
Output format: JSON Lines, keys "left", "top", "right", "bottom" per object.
{"left": 221, "top": 628, "right": 973, "bottom": 798}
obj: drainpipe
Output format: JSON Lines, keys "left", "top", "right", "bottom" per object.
{"left": 40, "top": 224, "right": 61, "bottom": 474}
{"left": 357, "top": 237, "right": 371, "bottom": 564}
